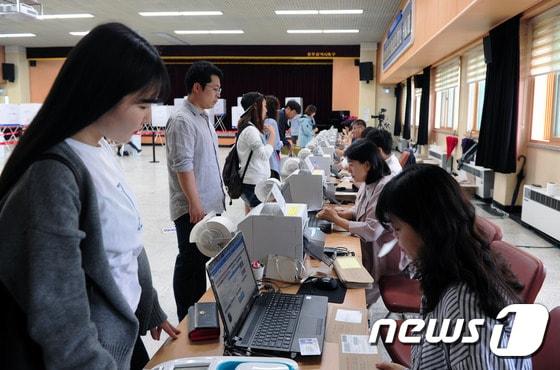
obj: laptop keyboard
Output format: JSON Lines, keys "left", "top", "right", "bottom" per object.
{"left": 251, "top": 293, "right": 303, "bottom": 350}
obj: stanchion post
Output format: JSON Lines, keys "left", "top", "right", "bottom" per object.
{"left": 150, "top": 128, "right": 159, "bottom": 163}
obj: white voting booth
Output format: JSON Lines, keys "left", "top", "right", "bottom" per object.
{"left": 231, "top": 106, "right": 243, "bottom": 129}
{"left": 18, "top": 104, "right": 42, "bottom": 126}
{"left": 150, "top": 104, "right": 171, "bottom": 145}
{"left": 212, "top": 98, "right": 226, "bottom": 131}
{"left": 285, "top": 97, "right": 303, "bottom": 108}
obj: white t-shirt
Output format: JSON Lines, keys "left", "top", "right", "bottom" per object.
{"left": 66, "top": 138, "right": 143, "bottom": 312}
{"left": 386, "top": 153, "right": 403, "bottom": 175}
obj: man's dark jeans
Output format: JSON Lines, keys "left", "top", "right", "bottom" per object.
{"left": 173, "top": 213, "right": 210, "bottom": 322}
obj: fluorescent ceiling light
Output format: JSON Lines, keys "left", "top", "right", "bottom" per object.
{"left": 287, "top": 29, "right": 358, "bottom": 34}
{"left": 319, "top": 9, "right": 363, "bottom": 15}
{"left": 174, "top": 30, "right": 244, "bottom": 34}
{"left": 275, "top": 10, "right": 318, "bottom": 15}
{"left": 276, "top": 9, "right": 362, "bottom": 15}
{"left": 37, "top": 13, "right": 94, "bottom": 20}
{"left": 0, "top": 33, "right": 36, "bottom": 38}
{"left": 139, "top": 11, "right": 223, "bottom": 16}
{"left": 69, "top": 31, "right": 89, "bottom": 36}
{"left": 287, "top": 30, "right": 322, "bottom": 34}
{"left": 323, "top": 29, "right": 359, "bottom": 33}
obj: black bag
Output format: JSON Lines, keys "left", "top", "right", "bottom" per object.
{"left": 222, "top": 143, "right": 253, "bottom": 202}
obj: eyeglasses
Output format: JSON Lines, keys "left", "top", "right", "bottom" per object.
{"left": 206, "top": 85, "right": 222, "bottom": 94}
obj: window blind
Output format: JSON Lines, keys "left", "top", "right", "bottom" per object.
{"left": 466, "top": 45, "right": 486, "bottom": 83}
{"left": 435, "top": 58, "right": 460, "bottom": 92}
{"left": 530, "top": 8, "right": 560, "bottom": 76}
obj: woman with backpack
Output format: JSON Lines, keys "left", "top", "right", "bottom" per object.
{"left": 236, "top": 92, "right": 276, "bottom": 213}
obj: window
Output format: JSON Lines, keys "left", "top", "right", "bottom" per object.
{"left": 434, "top": 58, "right": 460, "bottom": 129}
{"left": 414, "top": 89, "right": 422, "bottom": 127}
{"left": 529, "top": 7, "right": 560, "bottom": 143}
{"left": 465, "top": 45, "right": 486, "bottom": 133}
{"left": 411, "top": 78, "right": 422, "bottom": 128}
{"left": 400, "top": 81, "right": 407, "bottom": 124}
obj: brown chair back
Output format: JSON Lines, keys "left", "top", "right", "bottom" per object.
{"left": 490, "top": 240, "right": 546, "bottom": 303}
{"left": 532, "top": 306, "right": 560, "bottom": 370}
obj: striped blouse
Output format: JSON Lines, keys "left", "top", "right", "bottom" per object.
{"left": 410, "top": 283, "right": 532, "bottom": 370}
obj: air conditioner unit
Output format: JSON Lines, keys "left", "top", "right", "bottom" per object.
{"left": 460, "top": 162, "right": 494, "bottom": 199}
{"left": 521, "top": 185, "right": 560, "bottom": 242}
{"left": 0, "top": 2, "right": 39, "bottom": 18}
{"left": 428, "top": 146, "right": 450, "bottom": 168}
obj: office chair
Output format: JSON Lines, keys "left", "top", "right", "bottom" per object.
{"left": 490, "top": 240, "right": 546, "bottom": 304}
{"left": 381, "top": 239, "right": 546, "bottom": 367}
{"left": 379, "top": 217, "right": 503, "bottom": 315}
{"left": 532, "top": 306, "right": 560, "bottom": 370}
{"left": 379, "top": 319, "right": 412, "bottom": 368}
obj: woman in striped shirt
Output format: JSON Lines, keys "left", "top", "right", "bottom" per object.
{"left": 375, "top": 164, "right": 532, "bottom": 370}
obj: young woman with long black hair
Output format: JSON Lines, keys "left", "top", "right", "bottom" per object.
{"left": 0, "top": 23, "right": 179, "bottom": 369}
{"left": 236, "top": 92, "right": 276, "bottom": 213}
{"left": 375, "top": 165, "right": 530, "bottom": 370}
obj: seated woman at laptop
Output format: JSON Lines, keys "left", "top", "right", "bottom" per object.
{"left": 375, "top": 165, "right": 530, "bottom": 370}
{"left": 317, "top": 139, "right": 401, "bottom": 304}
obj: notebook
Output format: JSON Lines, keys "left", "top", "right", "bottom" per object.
{"left": 207, "top": 232, "right": 328, "bottom": 358}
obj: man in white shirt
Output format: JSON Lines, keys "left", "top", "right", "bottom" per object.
{"left": 365, "top": 128, "right": 403, "bottom": 175}
{"left": 166, "top": 61, "right": 226, "bottom": 321}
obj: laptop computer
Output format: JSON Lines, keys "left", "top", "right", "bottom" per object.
{"left": 206, "top": 232, "right": 328, "bottom": 358}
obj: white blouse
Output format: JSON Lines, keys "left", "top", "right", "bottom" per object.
{"left": 236, "top": 124, "right": 273, "bottom": 185}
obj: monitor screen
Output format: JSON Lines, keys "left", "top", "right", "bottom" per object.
{"left": 206, "top": 233, "right": 258, "bottom": 336}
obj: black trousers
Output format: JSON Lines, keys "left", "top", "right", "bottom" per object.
{"left": 130, "top": 335, "right": 149, "bottom": 370}
{"left": 173, "top": 213, "right": 210, "bottom": 321}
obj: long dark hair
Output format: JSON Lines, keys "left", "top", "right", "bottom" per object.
{"left": 375, "top": 165, "right": 521, "bottom": 317}
{"left": 238, "top": 92, "right": 265, "bottom": 133}
{"left": 0, "top": 23, "right": 169, "bottom": 198}
{"left": 344, "top": 139, "right": 390, "bottom": 184}
{"left": 265, "top": 95, "right": 279, "bottom": 121}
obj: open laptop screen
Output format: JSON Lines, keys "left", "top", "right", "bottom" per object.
{"left": 207, "top": 232, "right": 258, "bottom": 337}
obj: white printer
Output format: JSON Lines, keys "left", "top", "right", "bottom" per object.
{"left": 282, "top": 169, "right": 324, "bottom": 211}
{"left": 237, "top": 202, "right": 308, "bottom": 265}
{"left": 307, "top": 155, "right": 333, "bottom": 175}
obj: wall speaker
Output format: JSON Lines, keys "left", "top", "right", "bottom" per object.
{"left": 354, "top": 59, "right": 360, "bottom": 66}
{"left": 2, "top": 63, "right": 15, "bottom": 82}
{"left": 359, "top": 62, "right": 374, "bottom": 82}
{"left": 29, "top": 60, "right": 37, "bottom": 67}
{"left": 483, "top": 36, "right": 492, "bottom": 64}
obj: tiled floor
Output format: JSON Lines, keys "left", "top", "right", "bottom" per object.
{"left": 1, "top": 144, "right": 559, "bottom": 359}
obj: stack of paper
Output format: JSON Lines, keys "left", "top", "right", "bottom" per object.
{"left": 333, "top": 256, "right": 374, "bottom": 289}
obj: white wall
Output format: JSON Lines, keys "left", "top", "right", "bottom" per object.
{"left": 4, "top": 46, "right": 30, "bottom": 104}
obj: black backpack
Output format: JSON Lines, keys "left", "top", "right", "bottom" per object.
{"left": 222, "top": 127, "right": 253, "bottom": 202}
